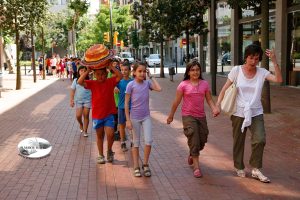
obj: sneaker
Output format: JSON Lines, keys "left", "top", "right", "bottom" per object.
{"left": 97, "top": 155, "right": 105, "bottom": 164}
{"left": 107, "top": 150, "right": 115, "bottom": 163}
{"left": 83, "top": 132, "right": 88, "bottom": 137}
{"left": 235, "top": 168, "right": 246, "bottom": 178}
{"left": 188, "top": 155, "right": 193, "bottom": 165}
{"left": 251, "top": 168, "right": 270, "bottom": 183}
{"left": 121, "top": 142, "right": 128, "bottom": 152}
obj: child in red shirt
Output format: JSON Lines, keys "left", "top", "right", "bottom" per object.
{"left": 78, "top": 64, "right": 122, "bottom": 164}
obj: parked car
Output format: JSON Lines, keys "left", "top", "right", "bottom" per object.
{"left": 221, "top": 52, "right": 231, "bottom": 65}
{"left": 119, "top": 52, "right": 134, "bottom": 63}
{"left": 146, "top": 54, "right": 161, "bottom": 67}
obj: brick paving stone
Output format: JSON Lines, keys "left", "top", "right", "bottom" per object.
{"left": 0, "top": 71, "right": 299, "bottom": 199}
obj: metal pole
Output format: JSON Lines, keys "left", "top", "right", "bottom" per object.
{"left": 175, "top": 49, "right": 178, "bottom": 73}
{"left": 109, "top": 0, "right": 113, "bottom": 49}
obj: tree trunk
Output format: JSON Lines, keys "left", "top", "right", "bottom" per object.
{"left": 31, "top": 29, "right": 36, "bottom": 83}
{"left": 16, "top": 30, "right": 21, "bottom": 90}
{"left": 261, "top": 0, "right": 271, "bottom": 113}
{"left": 186, "top": 27, "right": 190, "bottom": 63}
{"left": 160, "top": 40, "right": 165, "bottom": 78}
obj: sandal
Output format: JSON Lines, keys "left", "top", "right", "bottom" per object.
{"left": 193, "top": 168, "right": 202, "bottom": 178}
{"left": 143, "top": 164, "right": 151, "bottom": 177}
{"left": 134, "top": 167, "right": 142, "bottom": 177}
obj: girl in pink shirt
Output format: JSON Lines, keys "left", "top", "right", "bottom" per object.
{"left": 167, "top": 60, "right": 220, "bottom": 178}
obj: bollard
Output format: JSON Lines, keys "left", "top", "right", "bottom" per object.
{"left": 168, "top": 66, "right": 175, "bottom": 82}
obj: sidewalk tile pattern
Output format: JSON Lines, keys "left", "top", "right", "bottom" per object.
{"left": 0, "top": 72, "right": 299, "bottom": 200}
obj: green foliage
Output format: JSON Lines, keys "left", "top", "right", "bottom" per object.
{"left": 76, "top": 3, "right": 134, "bottom": 52}
{"left": 34, "top": 12, "right": 70, "bottom": 52}
{"left": 131, "top": 0, "right": 209, "bottom": 43}
{"left": 68, "top": 0, "right": 90, "bottom": 22}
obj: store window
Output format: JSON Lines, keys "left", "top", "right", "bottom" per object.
{"left": 241, "top": 18, "right": 275, "bottom": 61}
{"left": 288, "top": 11, "right": 300, "bottom": 70}
{"left": 216, "top": 1, "right": 231, "bottom": 72}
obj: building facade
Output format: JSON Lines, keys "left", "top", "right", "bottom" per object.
{"left": 127, "top": 0, "right": 300, "bottom": 87}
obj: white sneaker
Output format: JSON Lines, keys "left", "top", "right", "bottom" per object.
{"left": 83, "top": 132, "right": 88, "bottom": 137}
{"left": 251, "top": 168, "right": 270, "bottom": 183}
{"left": 235, "top": 168, "right": 246, "bottom": 178}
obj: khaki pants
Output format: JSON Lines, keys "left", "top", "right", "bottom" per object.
{"left": 231, "top": 114, "right": 266, "bottom": 169}
{"left": 182, "top": 116, "right": 209, "bottom": 156}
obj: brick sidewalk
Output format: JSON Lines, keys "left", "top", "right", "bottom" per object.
{"left": 0, "top": 71, "right": 299, "bottom": 200}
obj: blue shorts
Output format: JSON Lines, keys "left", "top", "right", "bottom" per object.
{"left": 75, "top": 101, "right": 91, "bottom": 109}
{"left": 93, "top": 114, "right": 115, "bottom": 129}
{"left": 118, "top": 108, "right": 126, "bottom": 124}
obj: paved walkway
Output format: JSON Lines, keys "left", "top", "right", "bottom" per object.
{"left": 0, "top": 69, "right": 299, "bottom": 200}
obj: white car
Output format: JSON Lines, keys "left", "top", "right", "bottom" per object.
{"left": 119, "top": 52, "right": 134, "bottom": 63}
{"left": 146, "top": 54, "right": 161, "bottom": 67}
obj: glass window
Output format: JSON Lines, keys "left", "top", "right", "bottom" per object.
{"left": 217, "top": 1, "right": 231, "bottom": 72}
{"left": 288, "top": 12, "right": 300, "bottom": 69}
{"left": 241, "top": 18, "right": 275, "bottom": 61}
{"left": 241, "top": 1, "right": 276, "bottom": 18}
{"left": 288, "top": 0, "right": 300, "bottom": 7}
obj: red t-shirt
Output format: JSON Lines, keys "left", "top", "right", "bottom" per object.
{"left": 85, "top": 77, "right": 118, "bottom": 119}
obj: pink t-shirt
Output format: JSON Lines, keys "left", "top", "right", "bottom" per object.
{"left": 177, "top": 80, "right": 210, "bottom": 118}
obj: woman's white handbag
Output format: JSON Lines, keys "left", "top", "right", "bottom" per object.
{"left": 221, "top": 67, "right": 239, "bottom": 116}
{"left": 221, "top": 82, "right": 237, "bottom": 116}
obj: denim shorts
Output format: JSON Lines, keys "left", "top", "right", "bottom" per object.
{"left": 93, "top": 114, "right": 115, "bottom": 129}
{"left": 118, "top": 108, "right": 126, "bottom": 124}
{"left": 75, "top": 101, "right": 91, "bottom": 109}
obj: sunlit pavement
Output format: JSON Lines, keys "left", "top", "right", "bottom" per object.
{"left": 0, "top": 68, "right": 299, "bottom": 199}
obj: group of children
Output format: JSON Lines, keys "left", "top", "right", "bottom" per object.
{"left": 70, "top": 45, "right": 220, "bottom": 178}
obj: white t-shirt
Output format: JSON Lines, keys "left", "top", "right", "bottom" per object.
{"left": 228, "top": 65, "right": 270, "bottom": 118}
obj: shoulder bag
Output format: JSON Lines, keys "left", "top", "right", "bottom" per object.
{"left": 221, "top": 66, "right": 239, "bottom": 116}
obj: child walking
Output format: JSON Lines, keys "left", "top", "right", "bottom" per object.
{"left": 167, "top": 60, "right": 220, "bottom": 178}
{"left": 116, "top": 62, "right": 133, "bottom": 151}
{"left": 70, "top": 66, "right": 91, "bottom": 137}
{"left": 78, "top": 62, "right": 122, "bottom": 164}
{"left": 125, "top": 62, "right": 162, "bottom": 177}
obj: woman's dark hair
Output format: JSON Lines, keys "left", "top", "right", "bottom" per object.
{"left": 132, "top": 61, "right": 147, "bottom": 78}
{"left": 183, "top": 59, "right": 203, "bottom": 81}
{"left": 244, "top": 44, "right": 263, "bottom": 62}
{"left": 77, "top": 66, "right": 89, "bottom": 81}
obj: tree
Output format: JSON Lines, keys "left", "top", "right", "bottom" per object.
{"left": 131, "top": 0, "right": 171, "bottom": 78}
{"left": 0, "top": 0, "right": 48, "bottom": 90}
{"left": 132, "top": 0, "right": 209, "bottom": 77}
{"left": 68, "top": 0, "right": 89, "bottom": 57}
{"left": 175, "top": 0, "right": 210, "bottom": 63}
{"left": 26, "top": 0, "right": 48, "bottom": 83}
{"left": 76, "top": 4, "right": 134, "bottom": 53}
{"left": 227, "top": 0, "right": 273, "bottom": 113}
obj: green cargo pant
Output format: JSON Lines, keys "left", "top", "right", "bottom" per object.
{"left": 231, "top": 114, "right": 266, "bottom": 170}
